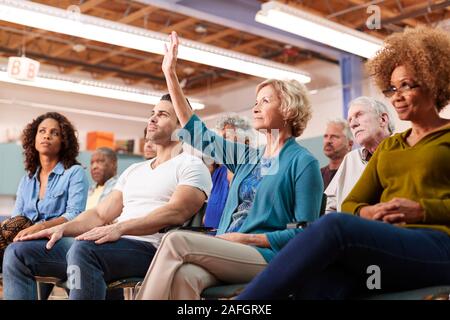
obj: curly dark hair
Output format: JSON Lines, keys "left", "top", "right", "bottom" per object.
{"left": 367, "top": 26, "right": 450, "bottom": 112}
{"left": 22, "top": 112, "right": 80, "bottom": 177}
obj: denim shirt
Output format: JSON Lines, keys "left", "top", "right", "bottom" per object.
{"left": 12, "top": 162, "right": 89, "bottom": 223}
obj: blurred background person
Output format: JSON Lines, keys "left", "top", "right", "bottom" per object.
{"left": 86, "top": 147, "right": 118, "bottom": 210}
{"left": 321, "top": 119, "right": 353, "bottom": 189}
{"left": 143, "top": 127, "right": 157, "bottom": 160}
{"left": 325, "top": 97, "right": 394, "bottom": 213}
{"left": 204, "top": 114, "right": 253, "bottom": 229}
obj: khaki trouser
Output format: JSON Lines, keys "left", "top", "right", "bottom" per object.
{"left": 135, "top": 230, "right": 267, "bottom": 300}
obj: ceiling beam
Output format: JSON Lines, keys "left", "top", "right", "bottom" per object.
{"left": 379, "top": 0, "right": 450, "bottom": 26}
{"left": 232, "top": 38, "right": 267, "bottom": 51}
{"left": 96, "top": 58, "right": 155, "bottom": 80}
{"left": 160, "top": 17, "right": 196, "bottom": 33}
{"left": 199, "top": 28, "right": 237, "bottom": 43}
{"left": 346, "top": 0, "right": 420, "bottom": 28}
{"left": 78, "top": 0, "right": 110, "bottom": 12}
{"left": 117, "top": 5, "right": 158, "bottom": 24}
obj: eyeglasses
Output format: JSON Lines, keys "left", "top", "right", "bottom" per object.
{"left": 382, "top": 82, "right": 420, "bottom": 98}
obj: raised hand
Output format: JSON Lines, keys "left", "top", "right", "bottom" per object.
{"left": 162, "top": 31, "right": 179, "bottom": 75}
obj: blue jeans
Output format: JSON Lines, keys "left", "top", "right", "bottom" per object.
{"left": 3, "top": 237, "right": 156, "bottom": 300}
{"left": 237, "top": 213, "right": 450, "bottom": 299}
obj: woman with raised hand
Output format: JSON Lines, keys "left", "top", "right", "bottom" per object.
{"left": 237, "top": 26, "right": 450, "bottom": 300}
{"left": 0, "top": 112, "right": 89, "bottom": 268}
{"left": 136, "top": 31, "right": 323, "bottom": 300}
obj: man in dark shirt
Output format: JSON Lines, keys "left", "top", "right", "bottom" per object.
{"left": 321, "top": 119, "right": 353, "bottom": 189}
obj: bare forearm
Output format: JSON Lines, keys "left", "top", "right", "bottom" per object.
{"left": 118, "top": 205, "right": 190, "bottom": 237}
{"left": 242, "top": 234, "right": 271, "bottom": 248}
{"left": 62, "top": 209, "right": 107, "bottom": 237}
{"left": 41, "top": 217, "right": 67, "bottom": 229}
{"left": 164, "top": 70, "right": 193, "bottom": 126}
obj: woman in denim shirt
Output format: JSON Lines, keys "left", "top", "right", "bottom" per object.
{"left": 0, "top": 112, "right": 88, "bottom": 264}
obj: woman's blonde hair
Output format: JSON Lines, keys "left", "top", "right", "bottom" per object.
{"left": 256, "top": 79, "right": 312, "bottom": 137}
{"left": 367, "top": 26, "right": 450, "bottom": 111}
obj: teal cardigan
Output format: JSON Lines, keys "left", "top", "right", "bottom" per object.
{"left": 179, "top": 115, "right": 323, "bottom": 262}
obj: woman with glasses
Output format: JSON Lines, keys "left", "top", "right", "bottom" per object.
{"left": 237, "top": 26, "right": 450, "bottom": 300}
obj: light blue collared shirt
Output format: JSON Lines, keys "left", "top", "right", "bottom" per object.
{"left": 12, "top": 162, "right": 89, "bottom": 222}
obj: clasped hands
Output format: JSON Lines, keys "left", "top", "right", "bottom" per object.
{"left": 360, "top": 197, "right": 425, "bottom": 224}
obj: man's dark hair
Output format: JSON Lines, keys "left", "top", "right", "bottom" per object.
{"left": 160, "top": 93, "right": 192, "bottom": 110}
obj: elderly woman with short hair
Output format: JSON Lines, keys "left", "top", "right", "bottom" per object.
{"left": 203, "top": 114, "right": 253, "bottom": 229}
{"left": 135, "top": 31, "right": 323, "bottom": 300}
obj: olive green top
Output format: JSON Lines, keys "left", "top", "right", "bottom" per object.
{"left": 342, "top": 123, "right": 450, "bottom": 235}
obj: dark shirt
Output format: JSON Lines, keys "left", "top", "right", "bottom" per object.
{"left": 361, "top": 148, "right": 373, "bottom": 162}
{"left": 204, "top": 165, "right": 229, "bottom": 229}
{"left": 321, "top": 165, "right": 338, "bottom": 190}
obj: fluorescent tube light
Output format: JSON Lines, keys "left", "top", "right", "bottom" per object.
{"left": 255, "top": 1, "right": 383, "bottom": 59}
{"left": 0, "top": 0, "right": 311, "bottom": 83}
{"left": 0, "top": 68, "right": 205, "bottom": 110}
{"left": 0, "top": 98, "right": 149, "bottom": 123}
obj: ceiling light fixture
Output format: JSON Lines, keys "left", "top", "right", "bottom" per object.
{"left": 255, "top": 1, "right": 383, "bottom": 59}
{"left": 0, "top": 67, "right": 205, "bottom": 110}
{"left": 0, "top": 0, "right": 311, "bottom": 83}
{"left": 0, "top": 98, "right": 149, "bottom": 123}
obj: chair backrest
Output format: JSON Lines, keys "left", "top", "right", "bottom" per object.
{"left": 183, "top": 202, "right": 206, "bottom": 228}
{"left": 159, "top": 202, "right": 207, "bottom": 233}
{"left": 320, "top": 193, "right": 327, "bottom": 216}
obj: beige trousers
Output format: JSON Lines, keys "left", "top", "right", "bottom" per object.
{"left": 135, "top": 230, "right": 267, "bottom": 300}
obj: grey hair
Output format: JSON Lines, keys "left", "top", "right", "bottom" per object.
{"left": 95, "top": 147, "right": 117, "bottom": 163}
{"left": 214, "top": 114, "right": 254, "bottom": 145}
{"left": 348, "top": 96, "right": 395, "bottom": 134}
{"left": 327, "top": 119, "right": 353, "bottom": 141}
{"left": 215, "top": 114, "right": 252, "bottom": 132}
